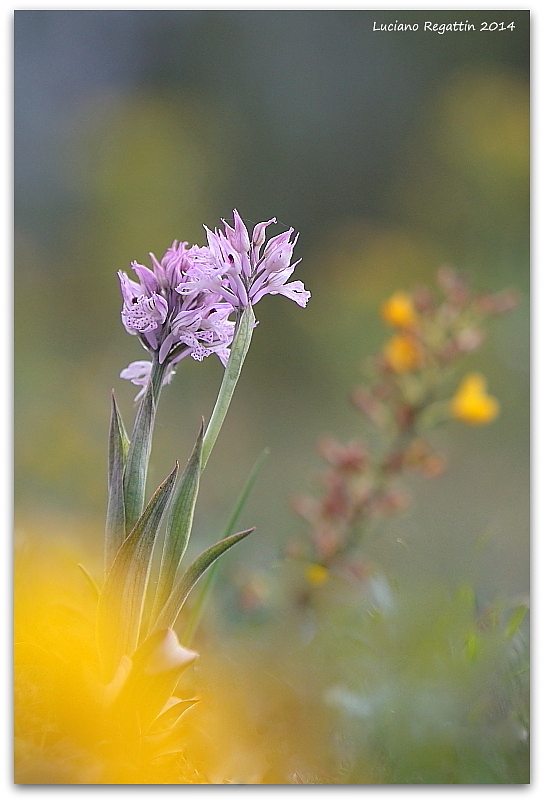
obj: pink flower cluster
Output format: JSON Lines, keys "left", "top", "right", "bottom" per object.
{"left": 118, "top": 211, "right": 309, "bottom": 398}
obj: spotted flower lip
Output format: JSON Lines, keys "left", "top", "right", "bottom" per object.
{"left": 119, "top": 281, "right": 168, "bottom": 334}
{"left": 118, "top": 240, "right": 236, "bottom": 380}
{"left": 118, "top": 213, "right": 308, "bottom": 397}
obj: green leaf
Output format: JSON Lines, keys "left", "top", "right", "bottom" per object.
{"left": 149, "top": 422, "right": 204, "bottom": 628}
{"left": 105, "top": 391, "right": 130, "bottom": 571}
{"left": 153, "top": 527, "right": 255, "bottom": 631}
{"left": 97, "top": 464, "right": 178, "bottom": 681}
{"left": 505, "top": 604, "right": 528, "bottom": 639}
{"left": 201, "top": 305, "right": 255, "bottom": 470}
{"left": 122, "top": 381, "right": 156, "bottom": 535}
{"left": 122, "top": 358, "right": 167, "bottom": 534}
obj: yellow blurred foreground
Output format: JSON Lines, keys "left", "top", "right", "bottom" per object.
{"left": 14, "top": 539, "right": 251, "bottom": 784}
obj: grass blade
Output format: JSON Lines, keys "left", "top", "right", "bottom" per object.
{"left": 182, "top": 448, "right": 269, "bottom": 643}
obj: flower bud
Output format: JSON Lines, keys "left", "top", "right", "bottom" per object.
{"left": 230, "top": 209, "right": 251, "bottom": 253}
{"left": 252, "top": 217, "right": 276, "bottom": 249}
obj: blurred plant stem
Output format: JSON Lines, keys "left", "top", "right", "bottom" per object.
{"left": 183, "top": 447, "right": 269, "bottom": 645}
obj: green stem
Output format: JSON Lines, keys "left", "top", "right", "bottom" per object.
{"left": 149, "top": 355, "right": 167, "bottom": 402}
{"left": 201, "top": 305, "right": 255, "bottom": 470}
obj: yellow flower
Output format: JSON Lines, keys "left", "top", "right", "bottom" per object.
{"left": 380, "top": 291, "right": 418, "bottom": 328}
{"left": 450, "top": 372, "right": 499, "bottom": 424}
{"left": 304, "top": 563, "right": 329, "bottom": 587}
{"left": 383, "top": 333, "right": 422, "bottom": 372}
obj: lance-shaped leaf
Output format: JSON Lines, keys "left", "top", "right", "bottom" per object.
{"left": 149, "top": 422, "right": 204, "bottom": 630}
{"left": 97, "top": 465, "right": 178, "bottom": 681}
{"left": 105, "top": 391, "right": 130, "bottom": 571}
{"left": 153, "top": 528, "right": 255, "bottom": 632}
{"left": 122, "top": 381, "right": 156, "bottom": 535}
{"left": 122, "top": 359, "right": 167, "bottom": 534}
{"left": 201, "top": 305, "right": 255, "bottom": 470}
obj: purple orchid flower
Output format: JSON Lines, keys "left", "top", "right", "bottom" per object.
{"left": 118, "top": 241, "right": 236, "bottom": 397}
{"left": 177, "top": 210, "right": 310, "bottom": 311}
{"left": 118, "top": 213, "right": 309, "bottom": 398}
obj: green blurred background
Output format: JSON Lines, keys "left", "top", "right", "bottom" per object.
{"left": 14, "top": 9, "right": 529, "bottom": 601}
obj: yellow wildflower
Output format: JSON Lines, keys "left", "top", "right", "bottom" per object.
{"left": 380, "top": 291, "right": 418, "bottom": 328}
{"left": 383, "top": 333, "right": 422, "bottom": 372}
{"left": 304, "top": 562, "right": 329, "bottom": 587}
{"left": 450, "top": 372, "right": 499, "bottom": 424}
